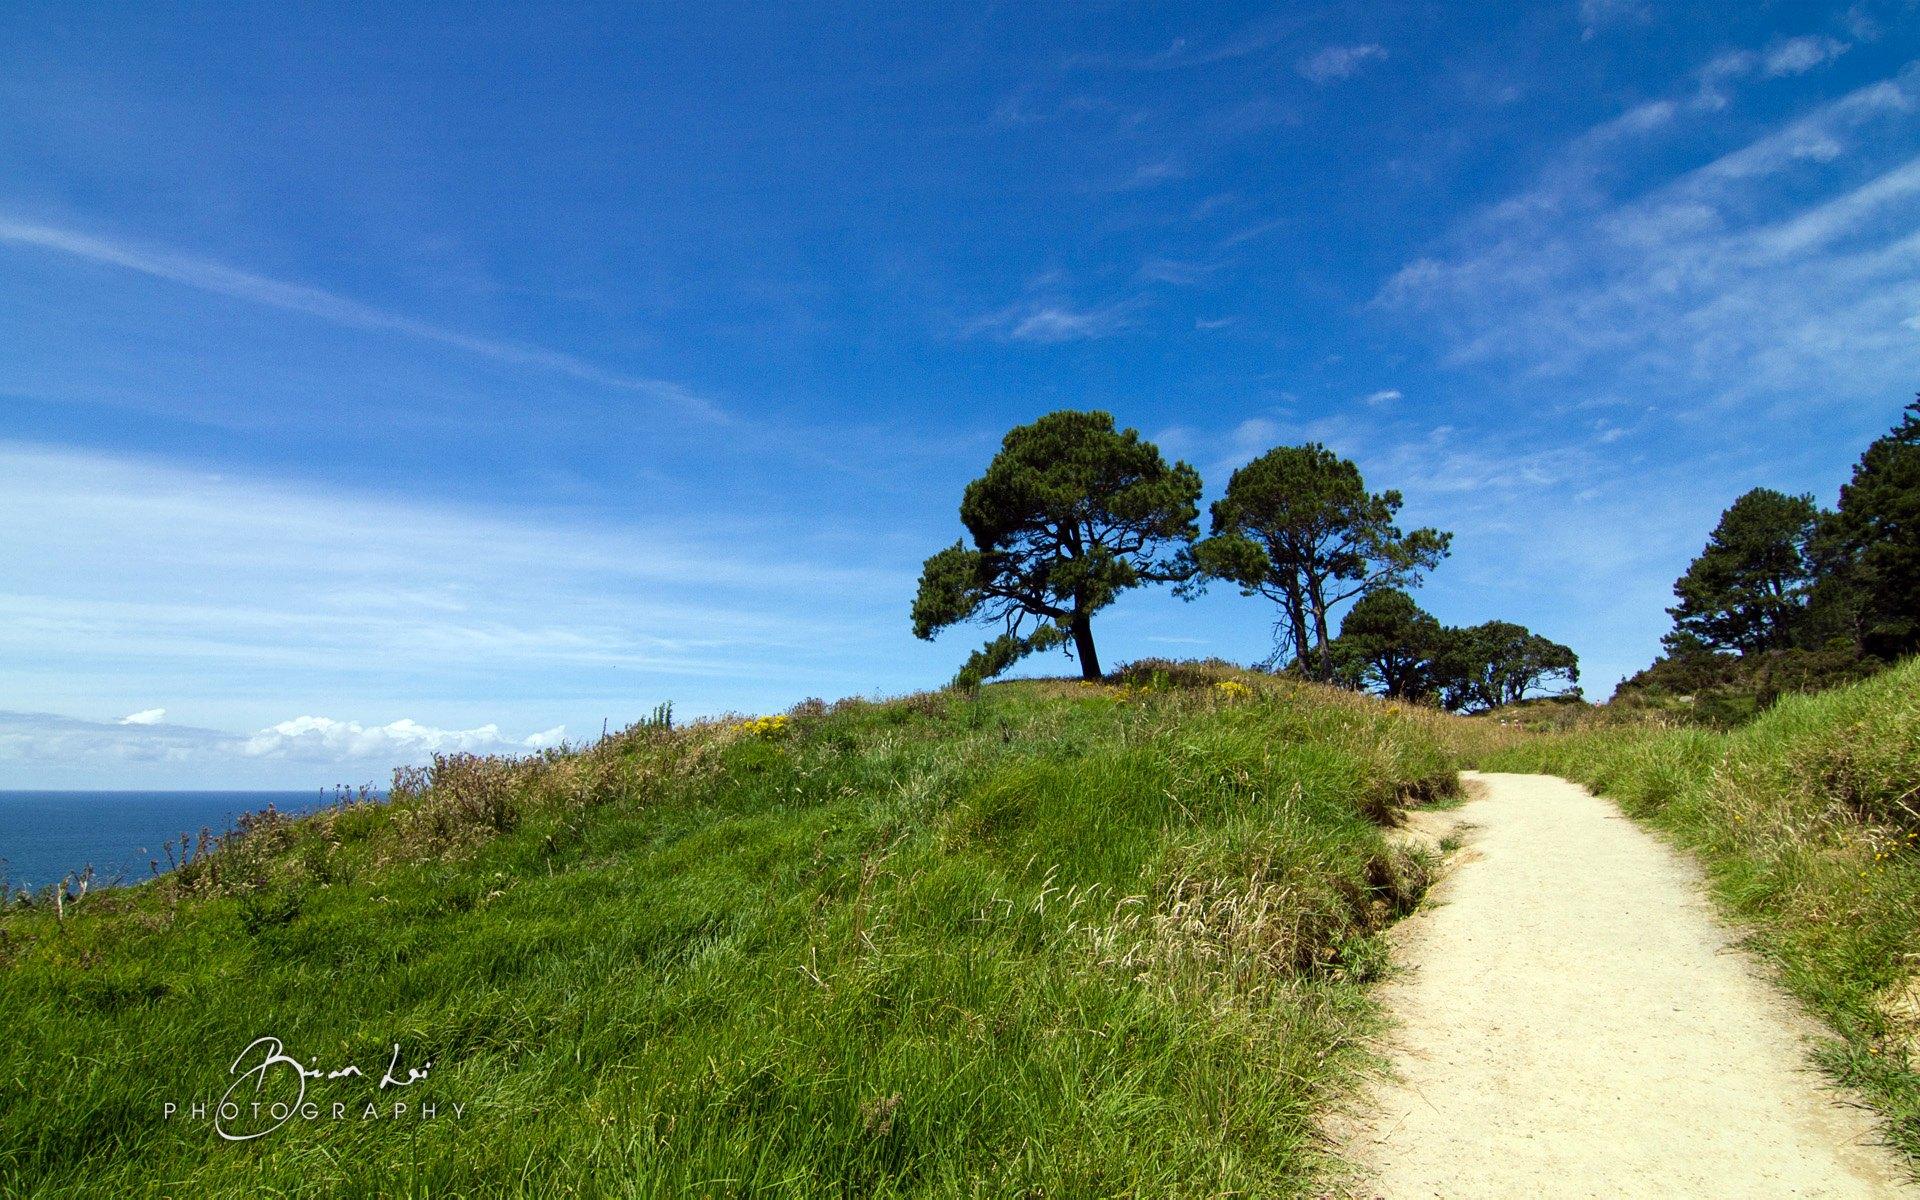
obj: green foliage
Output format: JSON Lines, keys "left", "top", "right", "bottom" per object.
{"left": 1316, "top": 594, "right": 1577, "bottom": 715}
{"left": 1434, "top": 620, "right": 1579, "bottom": 712}
{"left": 1616, "top": 634, "right": 1880, "bottom": 728}
{"left": 1190, "top": 444, "right": 1450, "bottom": 680}
{"left": 0, "top": 669, "right": 1460, "bottom": 1196}
{"left": 1822, "top": 397, "right": 1920, "bottom": 660}
{"left": 1460, "top": 660, "right": 1920, "bottom": 1165}
{"left": 1668, "top": 487, "right": 1822, "bottom": 655}
{"left": 1626, "top": 399, "right": 1920, "bottom": 715}
{"left": 951, "top": 624, "right": 1067, "bottom": 691}
{"left": 912, "top": 410, "right": 1200, "bottom": 683}
{"left": 1327, "top": 589, "right": 1446, "bottom": 701}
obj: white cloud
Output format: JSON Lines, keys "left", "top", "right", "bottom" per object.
{"left": 1364, "top": 389, "right": 1404, "bottom": 406}
{"left": 1118, "top": 159, "right": 1184, "bottom": 190}
{"left": 1377, "top": 62, "right": 1920, "bottom": 407}
{"left": 241, "top": 716, "right": 562, "bottom": 760}
{"left": 0, "top": 217, "right": 728, "bottom": 423}
{"left": 1297, "top": 44, "right": 1387, "bottom": 84}
{"left": 1139, "top": 257, "right": 1214, "bottom": 286}
{"left": 1, "top": 709, "right": 567, "bottom": 772}
{"left": 119, "top": 708, "right": 165, "bottom": 725}
{"left": 1844, "top": 4, "right": 1882, "bottom": 41}
{"left": 967, "top": 299, "right": 1137, "bottom": 342}
{"left": 1764, "top": 36, "right": 1849, "bottom": 77}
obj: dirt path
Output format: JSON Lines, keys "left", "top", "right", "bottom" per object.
{"left": 1346, "top": 771, "right": 1915, "bottom": 1199}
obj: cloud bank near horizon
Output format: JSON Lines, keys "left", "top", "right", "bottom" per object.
{"left": 0, "top": 440, "right": 921, "bottom": 786}
{"left": 0, "top": 709, "right": 569, "bottom": 776}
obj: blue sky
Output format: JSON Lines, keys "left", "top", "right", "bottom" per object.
{"left": 2, "top": 1, "right": 1917, "bottom": 787}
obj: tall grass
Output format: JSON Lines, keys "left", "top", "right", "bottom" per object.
{"left": 1461, "top": 659, "right": 1920, "bottom": 1165}
{"left": 0, "top": 668, "right": 1459, "bottom": 1196}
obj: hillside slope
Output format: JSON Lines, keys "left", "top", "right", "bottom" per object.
{"left": 0, "top": 665, "right": 1459, "bottom": 1196}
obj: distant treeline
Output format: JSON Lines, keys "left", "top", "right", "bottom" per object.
{"left": 1616, "top": 397, "right": 1919, "bottom": 724}
{"left": 911, "top": 409, "right": 1575, "bottom": 712}
{"left": 913, "top": 400, "right": 1916, "bottom": 719}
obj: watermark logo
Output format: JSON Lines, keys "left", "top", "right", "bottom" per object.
{"left": 162, "top": 1037, "right": 465, "bottom": 1141}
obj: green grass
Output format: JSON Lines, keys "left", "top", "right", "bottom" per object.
{"left": 1461, "top": 658, "right": 1920, "bottom": 1167}
{"left": 0, "top": 667, "right": 1461, "bottom": 1197}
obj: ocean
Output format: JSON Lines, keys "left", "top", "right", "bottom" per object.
{"left": 0, "top": 790, "right": 347, "bottom": 891}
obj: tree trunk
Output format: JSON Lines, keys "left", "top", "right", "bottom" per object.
{"left": 1282, "top": 579, "right": 1311, "bottom": 670}
{"left": 1308, "top": 581, "right": 1333, "bottom": 681}
{"left": 1070, "top": 611, "right": 1103, "bottom": 680}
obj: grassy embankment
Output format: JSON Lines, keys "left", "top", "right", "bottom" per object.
{"left": 1459, "top": 658, "right": 1920, "bottom": 1164}
{"left": 0, "top": 663, "right": 1460, "bottom": 1196}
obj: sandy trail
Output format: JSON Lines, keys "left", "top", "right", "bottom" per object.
{"left": 1347, "top": 771, "right": 1914, "bottom": 1199}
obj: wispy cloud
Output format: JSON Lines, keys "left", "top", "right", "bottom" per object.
{"left": 0, "top": 441, "right": 898, "bottom": 659}
{"left": 119, "top": 708, "right": 166, "bottom": 726}
{"left": 1297, "top": 44, "right": 1387, "bottom": 84}
{"left": 1378, "top": 60, "right": 1920, "bottom": 408}
{"left": 1764, "top": 35, "right": 1849, "bottom": 77}
{"left": 0, "top": 441, "right": 918, "bottom": 785}
{"left": 0, "top": 712, "right": 233, "bottom": 773}
{"left": 0, "top": 217, "right": 730, "bottom": 423}
{"left": 966, "top": 298, "right": 1138, "bottom": 342}
{"left": 1064, "top": 16, "right": 1300, "bottom": 72}
{"left": 1363, "top": 388, "right": 1403, "bottom": 406}
{"left": 991, "top": 89, "right": 1116, "bottom": 126}
{"left": 1691, "top": 35, "right": 1851, "bottom": 107}
{"left": 1138, "top": 257, "right": 1216, "bottom": 286}
{"left": 1113, "top": 158, "right": 1186, "bottom": 191}
{"left": 1579, "top": 0, "right": 1652, "bottom": 39}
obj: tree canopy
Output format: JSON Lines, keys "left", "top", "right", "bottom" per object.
{"left": 1667, "top": 487, "right": 1820, "bottom": 655}
{"left": 1436, "top": 621, "right": 1580, "bottom": 712}
{"left": 911, "top": 410, "right": 1200, "bottom": 685}
{"left": 1192, "top": 444, "right": 1450, "bottom": 679}
{"left": 1329, "top": 589, "right": 1445, "bottom": 701}
{"left": 1820, "top": 397, "right": 1920, "bottom": 660}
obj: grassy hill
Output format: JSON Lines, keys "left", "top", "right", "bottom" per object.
{"left": 0, "top": 663, "right": 1461, "bottom": 1196}
{"left": 11, "top": 658, "right": 1915, "bottom": 1194}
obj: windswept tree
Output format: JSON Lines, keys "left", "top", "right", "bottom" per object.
{"left": 1436, "top": 621, "right": 1579, "bottom": 712}
{"left": 912, "top": 410, "right": 1201, "bottom": 686}
{"left": 1192, "top": 444, "right": 1450, "bottom": 679}
{"left": 1668, "top": 487, "right": 1821, "bottom": 654}
{"left": 1329, "top": 588, "right": 1446, "bottom": 701}
{"left": 1818, "top": 397, "right": 1920, "bottom": 660}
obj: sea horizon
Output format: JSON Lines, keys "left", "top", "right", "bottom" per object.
{"left": 0, "top": 789, "right": 367, "bottom": 892}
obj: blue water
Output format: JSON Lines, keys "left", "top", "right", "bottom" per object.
{"left": 0, "top": 791, "right": 348, "bottom": 890}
